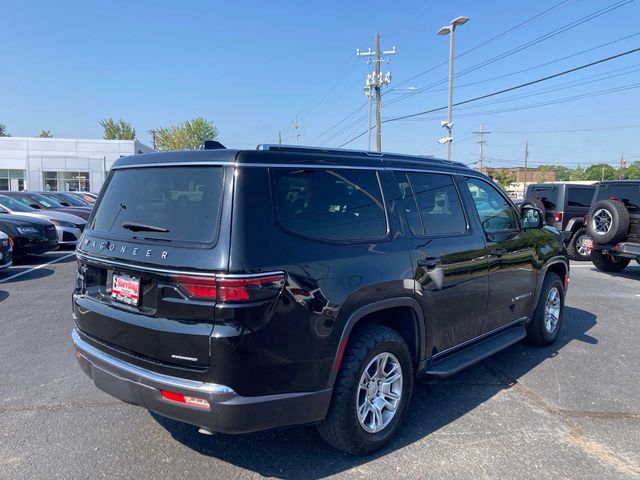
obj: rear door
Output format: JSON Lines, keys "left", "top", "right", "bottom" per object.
{"left": 74, "top": 164, "right": 231, "bottom": 371}
{"left": 396, "top": 171, "right": 489, "bottom": 354}
{"left": 462, "top": 177, "right": 537, "bottom": 329}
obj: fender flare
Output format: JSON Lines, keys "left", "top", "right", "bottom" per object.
{"left": 565, "top": 217, "right": 585, "bottom": 234}
{"left": 326, "top": 297, "right": 426, "bottom": 389}
{"left": 533, "top": 256, "right": 569, "bottom": 307}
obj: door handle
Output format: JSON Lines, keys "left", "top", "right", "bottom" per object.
{"left": 490, "top": 248, "right": 507, "bottom": 257}
{"left": 418, "top": 257, "right": 441, "bottom": 269}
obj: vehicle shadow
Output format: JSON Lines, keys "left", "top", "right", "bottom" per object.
{"left": 0, "top": 290, "right": 8, "bottom": 302}
{"left": 12, "top": 252, "right": 76, "bottom": 266}
{"left": 151, "top": 306, "right": 596, "bottom": 479}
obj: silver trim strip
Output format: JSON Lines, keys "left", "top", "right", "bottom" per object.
{"left": 431, "top": 316, "right": 528, "bottom": 360}
{"left": 77, "top": 252, "right": 285, "bottom": 280}
{"left": 111, "top": 161, "right": 235, "bottom": 169}
{"left": 72, "top": 329, "right": 234, "bottom": 394}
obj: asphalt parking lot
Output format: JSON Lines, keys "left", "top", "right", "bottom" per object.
{"left": 1, "top": 254, "right": 639, "bottom": 479}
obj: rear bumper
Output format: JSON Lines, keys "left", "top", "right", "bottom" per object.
{"left": 595, "top": 242, "right": 640, "bottom": 259}
{"left": 71, "top": 328, "right": 332, "bottom": 434}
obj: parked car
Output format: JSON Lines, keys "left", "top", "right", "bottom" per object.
{"left": 71, "top": 144, "right": 568, "bottom": 455}
{"left": 1, "top": 191, "right": 91, "bottom": 220}
{"left": 586, "top": 180, "right": 640, "bottom": 272}
{"left": 524, "top": 183, "right": 596, "bottom": 260}
{"left": 0, "top": 215, "right": 58, "bottom": 256}
{"left": 68, "top": 191, "right": 97, "bottom": 204}
{"left": 0, "top": 195, "right": 86, "bottom": 246}
{"left": 0, "top": 230, "right": 13, "bottom": 271}
{"left": 38, "top": 191, "right": 93, "bottom": 208}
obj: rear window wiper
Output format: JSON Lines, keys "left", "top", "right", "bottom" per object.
{"left": 122, "top": 221, "right": 169, "bottom": 233}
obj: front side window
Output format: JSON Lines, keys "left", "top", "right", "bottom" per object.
{"left": 465, "top": 178, "right": 518, "bottom": 233}
{"left": 273, "top": 168, "right": 387, "bottom": 242}
{"left": 399, "top": 172, "right": 467, "bottom": 236}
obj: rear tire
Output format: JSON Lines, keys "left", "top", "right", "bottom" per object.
{"left": 526, "top": 273, "right": 565, "bottom": 346}
{"left": 317, "top": 325, "right": 413, "bottom": 455}
{"left": 591, "top": 249, "right": 630, "bottom": 272}
{"left": 567, "top": 227, "right": 591, "bottom": 261}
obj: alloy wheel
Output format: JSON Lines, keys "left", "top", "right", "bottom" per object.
{"left": 544, "top": 287, "right": 561, "bottom": 334}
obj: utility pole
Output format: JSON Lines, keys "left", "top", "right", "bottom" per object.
{"left": 620, "top": 153, "right": 626, "bottom": 179}
{"left": 523, "top": 140, "right": 529, "bottom": 197}
{"left": 356, "top": 33, "right": 396, "bottom": 152}
{"left": 148, "top": 129, "right": 157, "bottom": 150}
{"left": 278, "top": 131, "right": 283, "bottom": 145}
{"left": 290, "top": 115, "right": 303, "bottom": 145}
{"left": 472, "top": 124, "right": 490, "bottom": 174}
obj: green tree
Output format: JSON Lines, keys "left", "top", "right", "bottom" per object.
{"left": 99, "top": 118, "right": 136, "bottom": 140}
{"left": 155, "top": 117, "right": 219, "bottom": 151}
{"left": 490, "top": 168, "right": 515, "bottom": 188}
{"left": 570, "top": 165, "right": 587, "bottom": 181}
{"left": 539, "top": 165, "right": 571, "bottom": 181}
{"left": 623, "top": 160, "right": 640, "bottom": 179}
{"left": 585, "top": 163, "right": 616, "bottom": 181}
{"left": 0, "top": 124, "right": 9, "bottom": 137}
{"left": 38, "top": 130, "right": 52, "bottom": 138}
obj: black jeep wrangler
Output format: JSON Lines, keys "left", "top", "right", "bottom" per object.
{"left": 586, "top": 180, "right": 640, "bottom": 272}
{"left": 72, "top": 145, "right": 568, "bottom": 455}
{"left": 524, "top": 183, "right": 596, "bottom": 261}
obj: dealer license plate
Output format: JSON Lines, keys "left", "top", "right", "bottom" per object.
{"left": 111, "top": 273, "right": 140, "bottom": 306}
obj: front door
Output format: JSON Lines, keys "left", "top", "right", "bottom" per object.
{"left": 462, "top": 177, "right": 537, "bottom": 330}
{"left": 395, "top": 171, "right": 489, "bottom": 355}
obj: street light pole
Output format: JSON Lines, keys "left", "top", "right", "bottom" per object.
{"left": 437, "top": 16, "right": 469, "bottom": 161}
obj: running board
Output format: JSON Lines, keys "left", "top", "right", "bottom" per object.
{"left": 426, "top": 326, "right": 527, "bottom": 377}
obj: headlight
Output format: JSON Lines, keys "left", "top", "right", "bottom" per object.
{"left": 16, "top": 226, "right": 39, "bottom": 234}
{"left": 50, "top": 219, "right": 76, "bottom": 227}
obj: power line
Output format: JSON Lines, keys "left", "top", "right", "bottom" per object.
{"left": 336, "top": 46, "right": 640, "bottom": 148}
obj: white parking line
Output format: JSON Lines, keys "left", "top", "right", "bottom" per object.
{"left": 0, "top": 253, "right": 76, "bottom": 284}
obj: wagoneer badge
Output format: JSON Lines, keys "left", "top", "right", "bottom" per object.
{"left": 83, "top": 238, "right": 169, "bottom": 260}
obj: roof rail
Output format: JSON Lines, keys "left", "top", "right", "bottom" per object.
{"left": 256, "top": 144, "right": 469, "bottom": 168}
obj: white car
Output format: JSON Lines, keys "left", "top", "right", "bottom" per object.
{"left": 0, "top": 194, "right": 86, "bottom": 246}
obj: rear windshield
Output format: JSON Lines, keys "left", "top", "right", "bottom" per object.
{"left": 526, "top": 186, "right": 557, "bottom": 210}
{"left": 90, "top": 166, "right": 224, "bottom": 243}
{"left": 595, "top": 184, "right": 640, "bottom": 212}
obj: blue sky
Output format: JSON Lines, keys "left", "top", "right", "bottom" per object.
{"left": 1, "top": 0, "right": 639, "bottom": 168}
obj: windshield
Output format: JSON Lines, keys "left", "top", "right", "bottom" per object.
{"left": 90, "top": 166, "right": 224, "bottom": 243}
{"left": 0, "top": 195, "right": 37, "bottom": 213}
{"left": 595, "top": 184, "right": 640, "bottom": 212}
{"left": 46, "top": 192, "right": 87, "bottom": 206}
{"left": 26, "top": 192, "right": 63, "bottom": 208}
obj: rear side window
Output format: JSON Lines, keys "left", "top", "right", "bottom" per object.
{"left": 594, "top": 184, "right": 640, "bottom": 211}
{"left": 527, "top": 186, "right": 557, "bottom": 210}
{"left": 399, "top": 172, "right": 467, "bottom": 236}
{"left": 273, "top": 168, "right": 387, "bottom": 242}
{"left": 91, "top": 166, "right": 224, "bottom": 243}
{"left": 567, "top": 187, "right": 595, "bottom": 207}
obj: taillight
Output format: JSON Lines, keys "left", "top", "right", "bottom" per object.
{"left": 554, "top": 212, "right": 563, "bottom": 222}
{"left": 173, "top": 272, "right": 285, "bottom": 303}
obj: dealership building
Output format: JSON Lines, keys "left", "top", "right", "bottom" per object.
{"left": 0, "top": 136, "right": 153, "bottom": 192}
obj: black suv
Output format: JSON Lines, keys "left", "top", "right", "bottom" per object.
{"left": 524, "top": 183, "right": 596, "bottom": 261}
{"left": 586, "top": 180, "right": 640, "bottom": 272}
{"left": 72, "top": 145, "right": 569, "bottom": 455}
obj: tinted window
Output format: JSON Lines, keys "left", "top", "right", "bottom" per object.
{"left": 0, "top": 195, "right": 36, "bottom": 213}
{"left": 567, "top": 187, "right": 595, "bottom": 208}
{"left": 91, "top": 166, "right": 224, "bottom": 243}
{"left": 526, "top": 186, "right": 557, "bottom": 210}
{"left": 594, "top": 184, "right": 640, "bottom": 211}
{"left": 273, "top": 168, "right": 387, "bottom": 242}
{"left": 465, "top": 178, "right": 518, "bottom": 232}
{"left": 403, "top": 172, "right": 466, "bottom": 235}
{"left": 26, "top": 192, "right": 63, "bottom": 208}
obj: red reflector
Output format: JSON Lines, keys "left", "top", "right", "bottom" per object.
{"left": 161, "top": 390, "right": 210, "bottom": 409}
{"left": 554, "top": 212, "right": 563, "bottom": 222}
{"left": 75, "top": 349, "right": 81, "bottom": 358}
{"left": 334, "top": 336, "right": 349, "bottom": 371}
{"left": 8, "top": 237, "right": 14, "bottom": 246}
{"left": 533, "top": 195, "right": 540, "bottom": 199}
{"left": 610, "top": 195, "right": 618, "bottom": 200}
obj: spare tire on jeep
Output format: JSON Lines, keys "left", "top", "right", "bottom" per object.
{"left": 587, "top": 199, "right": 629, "bottom": 244}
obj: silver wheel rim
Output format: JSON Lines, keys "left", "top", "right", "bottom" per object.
{"left": 592, "top": 209, "right": 612, "bottom": 236}
{"left": 356, "top": 352, "right": 403, "bottom": 434}
{"left": 576, "top": 234, "right": 591, "bottom": 256}
{"left": 544, "top": 287, "right": 561, "bottom": 334}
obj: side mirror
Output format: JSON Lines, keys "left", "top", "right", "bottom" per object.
{"left": 521, "top": 206, "right": 543, "bottom": 229}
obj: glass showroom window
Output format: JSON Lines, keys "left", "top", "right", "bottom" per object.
{"left": 43, "top": 171, "right": 91, "bottom": 191}
{"left": 0, "top": 169, "right": 26, "bottom": 191}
